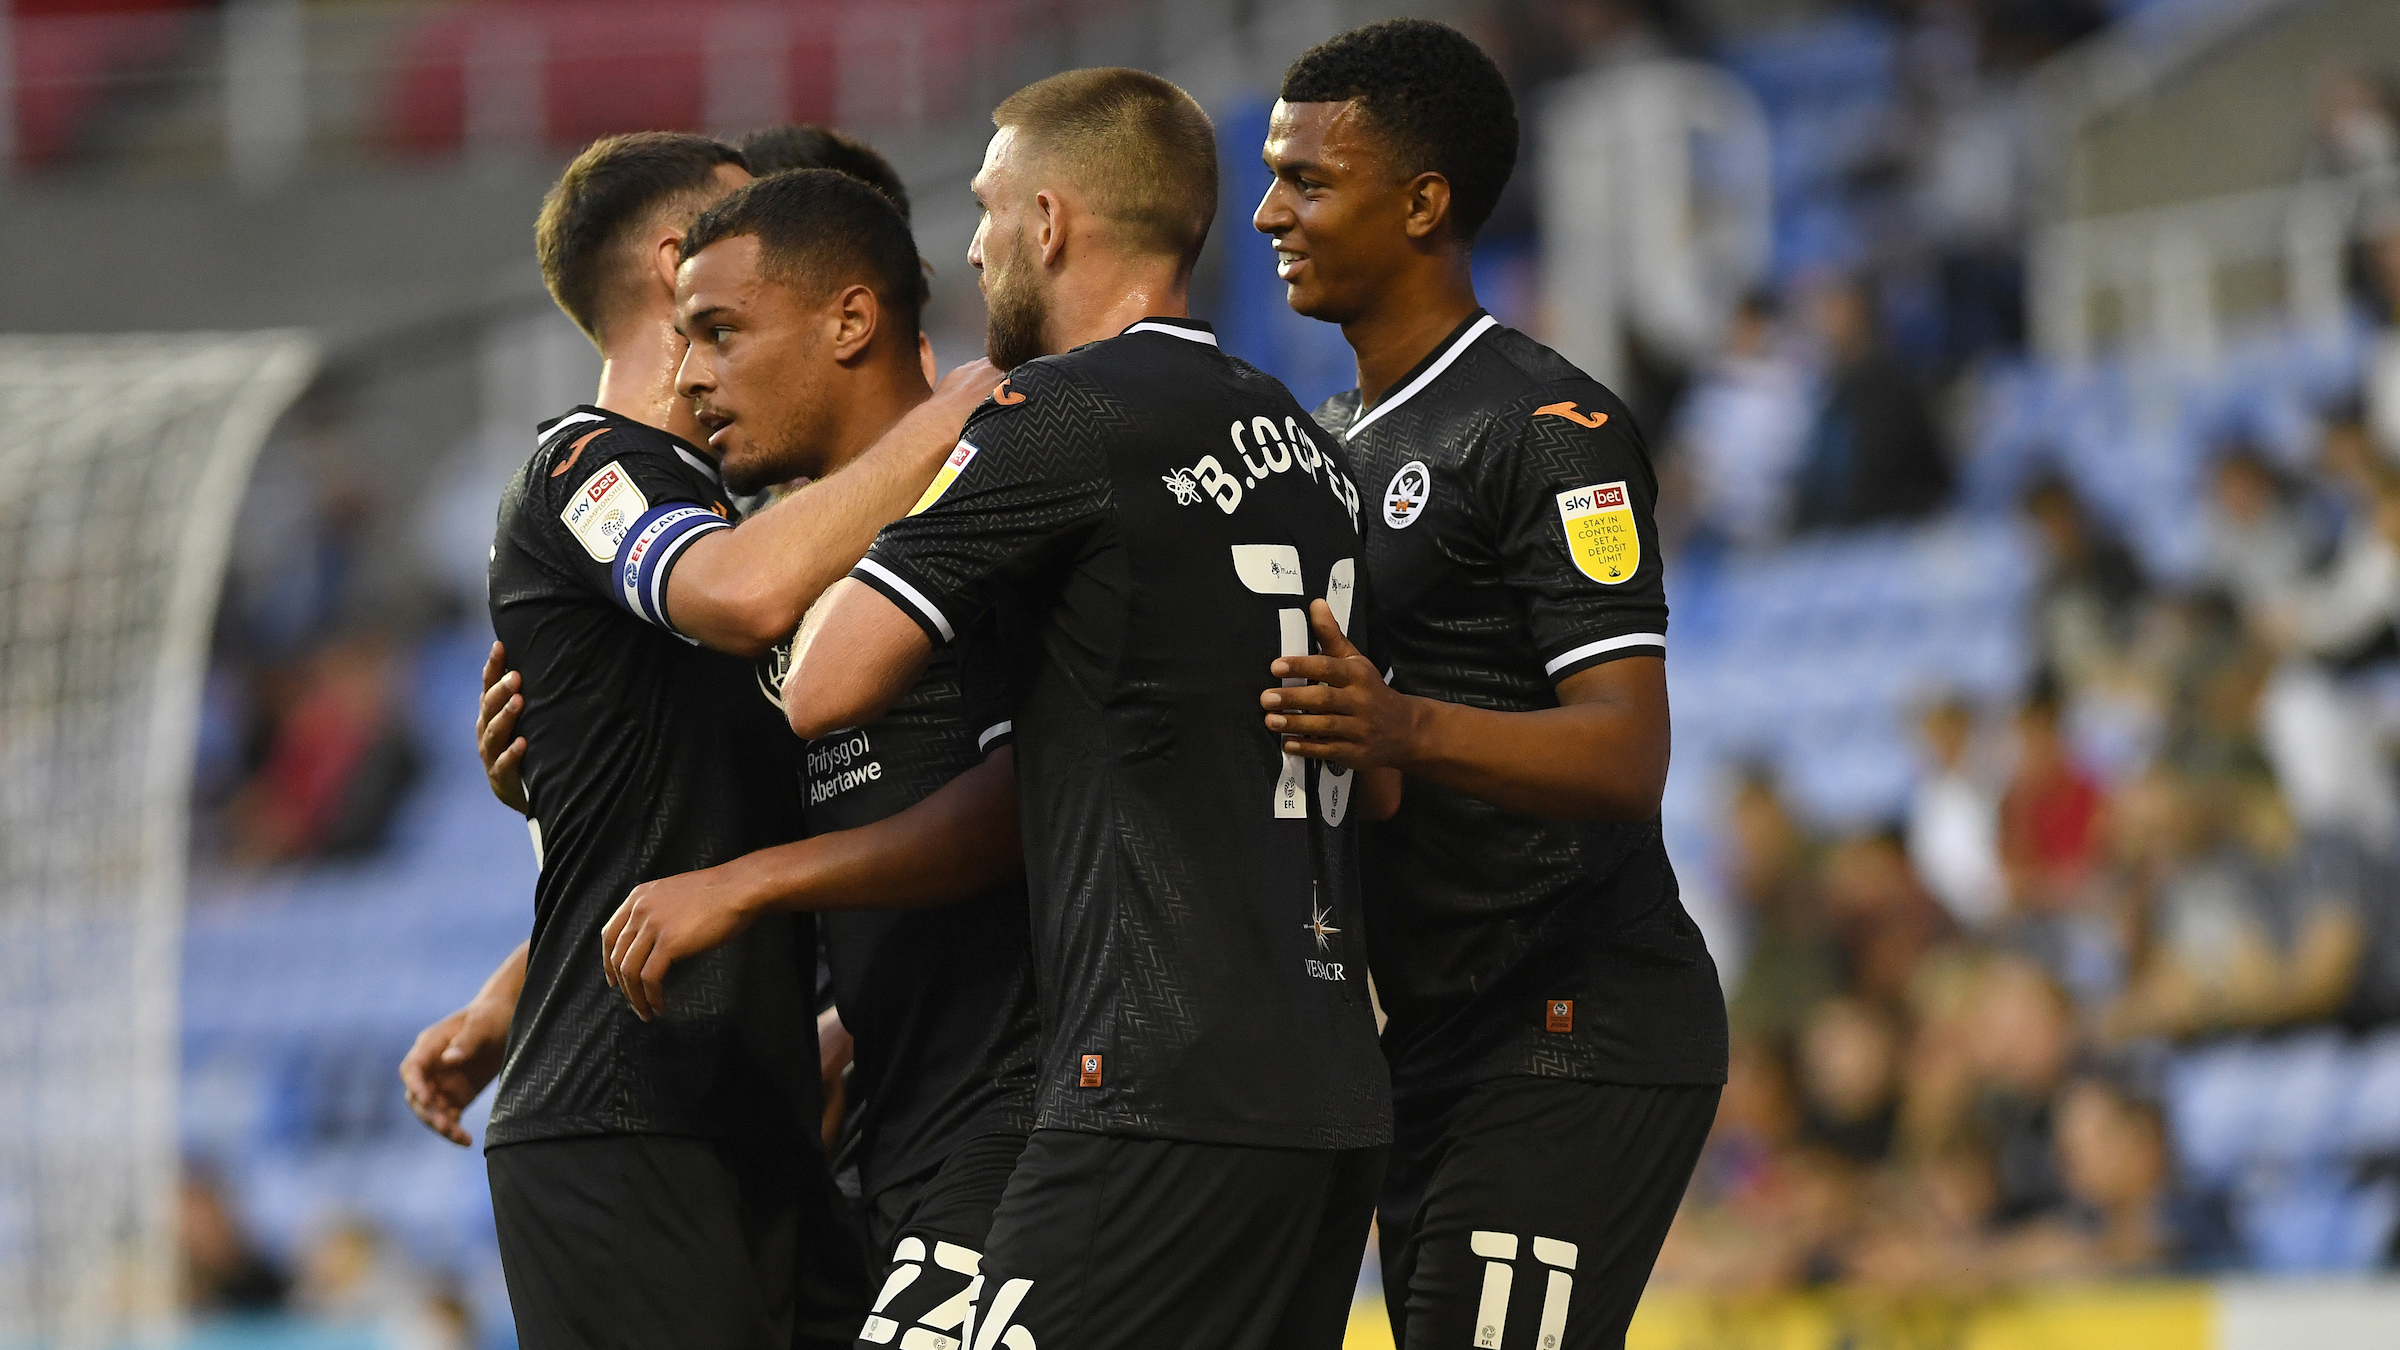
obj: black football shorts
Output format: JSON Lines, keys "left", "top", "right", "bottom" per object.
{"left": 1379, "top": 1077, "right": 1720, "bottom": 1350}
{"left": 853, "top": 1130, "right": 1029, "bottom": 1348}
{"left": 488, "top": 1131, "right": 868, "bottom": 1350}
{"left": 965, "top": 1128, "right": 1385, "bottom": 1350}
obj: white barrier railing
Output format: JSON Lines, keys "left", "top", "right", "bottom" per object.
{"left": 2029, "top": 170, "right": 2382, "bottom": 363}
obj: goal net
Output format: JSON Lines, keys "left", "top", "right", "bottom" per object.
{"left": 0, "top": 333, "right": 316, "bottom": 1348}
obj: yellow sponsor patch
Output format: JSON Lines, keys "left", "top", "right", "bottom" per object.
{"left": 1555, "top": 480, "right": 1638, "bottom": 584}
{"left": 907, "top": 441, "right": 978, "bottom": 517}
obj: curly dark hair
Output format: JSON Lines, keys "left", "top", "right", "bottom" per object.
{"left": 1279, "top": 19, "right": 1519, "bottom": 243}
{"left": 682, "top": 168, "right": 923, "bottom": 341}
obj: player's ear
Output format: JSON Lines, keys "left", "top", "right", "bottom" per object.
{"left": 650, "top": 232, "right": 686, "bottom": 300}
{"left": 1401, "top": 172, "right": 1452, "bottom": 243}
{"left": 1033, "top": 188, "right": 1067, "bottom": 269}
{"left": 829, "top": 283, "right": 879, "bottom": 363}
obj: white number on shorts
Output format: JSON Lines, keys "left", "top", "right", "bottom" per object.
{"left": 1469, "top": 1231, "right": 1577, "bottom": 1349}
{"left": 860, "top": 1239, "right": 992, "bottom": 1350}
{"left": 961, "top": 1274, "right": 1037, "bottom": 1350}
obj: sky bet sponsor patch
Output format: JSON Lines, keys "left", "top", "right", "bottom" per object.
{"left": 908, "top": 441, "right": 978, "bottom": 517}
{"left": 1555, "top": 480, "right": 1638, "bottom": 584}
{"left": 561, "top": 461, "right": 648, "bottom": 562}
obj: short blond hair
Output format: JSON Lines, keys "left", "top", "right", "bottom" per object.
{"left": 994, "top": 68, "right": 1218, "bottom": 270}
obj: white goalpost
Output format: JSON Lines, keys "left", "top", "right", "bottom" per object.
{"left": 0, "top": 333, "right": 317, "bottom": 1349}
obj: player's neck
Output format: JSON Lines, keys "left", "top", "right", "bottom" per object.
{"left": 1344, "top": 258, "right": 1482, "bottom": 410}
{"left": 593, "top": 315, "right": 710, "bottom": 449}
{"left": 820, "top": 356, "right": 934, "bottom": 477}
{"left": 1046, "top": 257, "right": 1191, "bottom": 354}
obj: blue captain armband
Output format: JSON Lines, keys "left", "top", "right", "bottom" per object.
{"left": 613, "top": 504, "right": 731, "bottom": 634}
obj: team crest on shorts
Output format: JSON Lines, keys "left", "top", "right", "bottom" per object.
{"left": 1382, "top": 460, "right": 1431, "bottom": 529}
{"left": 1554, "top": 480, "right": 1638, "bottom": 584}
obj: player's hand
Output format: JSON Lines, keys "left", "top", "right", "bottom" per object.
{"left": 933, "top": 356, "right": 1006, "bottom": 416}
{"left": 398, "top": 997, "right": 510, "bottom": 1147}
{"left": 477, "top": 641, "right": 528, "bottom": 816}
{"left": 600, "top": 865, "right": 762, "bottom": 1021}
{"left": 1261, "top": 600, "right": 1422, "bottom": 770}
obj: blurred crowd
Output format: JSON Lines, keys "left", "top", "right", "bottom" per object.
{"left": 1478, "top": 0, "right": 2400, "bottom": 1296}
{"left": 182, "top": 1168, "right": 472, "bottom": 1350}
{"left": 1653, "top": 358, "right": 2400, "bottom": 1293}
{"left": 192, "top": 396, "right": 433, "bottom": 870}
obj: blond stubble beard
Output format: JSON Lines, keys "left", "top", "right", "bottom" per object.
{"left": 983, "top": 230, "right": 1049, "bottom": 373}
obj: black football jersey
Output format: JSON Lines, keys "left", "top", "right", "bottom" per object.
{"left": 772, "top": 616, "right": 1040, "bottom": 1201}
{"left": 485, "top": 405, "right": 817, "bottom": 1149}
{"left": 1316, "top": 313, "right": 1729, "bottom": 1098}
{"left": 853, "top": 318, "right": 1390, "bottom": 1150}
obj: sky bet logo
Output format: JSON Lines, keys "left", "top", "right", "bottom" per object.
{"left": 1557, "top": 483, "right": 1626, "bottom": 515}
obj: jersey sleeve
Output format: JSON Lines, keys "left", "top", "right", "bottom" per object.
{"left": 852, "top": 361, "right": 1112, "bottom": 645}
{"left": 537, "top": 423, "right": 732, "bottom": 640}
{"left": 1477, "top": 382, "right": 1669, "bottom": 683}
{"left": 955, "top": 608, "right": 1017, "bottom": 757}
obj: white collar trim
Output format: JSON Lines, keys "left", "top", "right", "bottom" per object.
{"left": 1345, "top": 313, "right": 1499, "bottom": 441}
{"left": 537, "top": 411, "right": 606, "bottom": 446}
{"left": 1124, "top": 321, "right": 1217, "bottom": 346}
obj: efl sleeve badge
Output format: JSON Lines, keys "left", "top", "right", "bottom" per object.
{"left": 1554, "top": 481, "right": 1638, "bottom": 584}
{"left": 907, "top": 441, "right": 979, "bottom": 517}
{"left": 559, "top": 460, "right": 649, "bottom": 563}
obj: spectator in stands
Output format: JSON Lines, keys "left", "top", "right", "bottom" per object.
{"left": 1727, "top": 769, "right": 1843, "bottom": 1044}
{"left": 178, "top": 1166, "right": 286, "bottom": 1314}
{"left": 2018, "top": 1075, "right": 2237, "bottom": 1276}
{"left": 1998, "top": 676, "right": 2104, "bottom": 916}
{"left": 1654, "top": 1039, "right": 1806, "bottom": 1289}
{"left": 1908, "top": 695, "right": 2007, "bottom": 930}
{"left": 2104, "top": 772, "right": 2274, "bottom": 1041}
{"left": 2020, "top": 475, "right": 2147, "bottom": 688}
{"left": 2107, "top": 776, "right": 2369, "bottom": 1040}
{"left": 2257, "top": 804, "right": 2374, "bottom": 1027}
{"left": 1963, "top": 957, "right": 2076, "bottom": 1224}
{"left": 1788, "top": 274, "right": 1951, "bottom": 533}
{"left": 1664, "top": 290, "right": 1813, "bottom": 552}
{"left": 2257, "top": 431, "right": 2400, "bottom": 664}
{"left": 2239, "top": 453, "right": 2400, "bottom": 851}
{"left": 2340, "top": 849, "right": 2400, "bottom": 1027}
{"left": 1796, "top": 997, "right": 1902, "bottom": 1165}
{"left": 2307, "top": 70, "right": 2400, "bottom": 327}
{"left": 293, "top": 1217, "right": 465, "bottom": 1349}
{"left": 1820, "top": 829, "right": 1957, "bottom": 1008}
{"left": 2200, "top": 443, "right": 2323, "bottom": 616}
{"left": 225, "top": 631, "right": 421, "bottom": 864}
{"left": 1844, "top": 1139, "right": 2002, "bottom": 1291}
{"left": 1894, "top": 951, "right": 1988, "bottom": 1158}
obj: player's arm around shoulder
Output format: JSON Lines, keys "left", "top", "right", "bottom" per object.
{"left": 660, "top": 357, "right": 1003, "bottom": 657}
{"left": 785, "top": 359, "right": 1100, "bottom": 741}
{"left": 1264, "top": 381, "right": 1670, "bottom": 821}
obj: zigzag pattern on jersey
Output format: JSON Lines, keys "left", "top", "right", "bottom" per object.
{"left": 1031, "top": 787, "right": 1195, "bottom": 1140}
{"left": 1334, "top": 328, "right": 1720, "bottom": 1100}
{"left": 877, "top": 359, "right": 1130, "bottom": 606}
